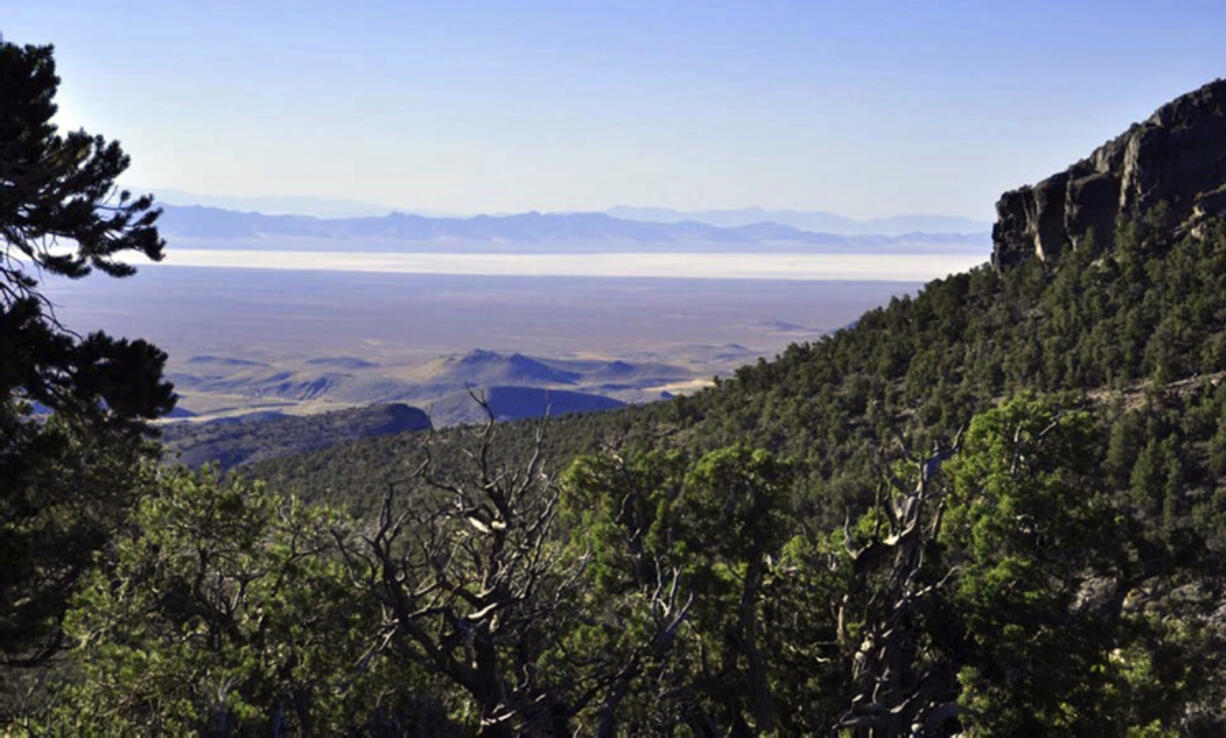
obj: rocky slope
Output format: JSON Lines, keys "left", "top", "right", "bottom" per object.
{"left": 993, "top": 78, "right": 1226, "bottom": 267}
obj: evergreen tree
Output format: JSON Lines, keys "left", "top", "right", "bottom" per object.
{"left": 51, "top": 470, "right": 392, "bottom": 735}
{"left": 1, "top": 39, "right": 173, "bottom": 670}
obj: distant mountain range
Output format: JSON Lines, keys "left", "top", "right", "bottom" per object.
{"left": 150, "top": 189, "right": 401, "bottom": 218}
{"left": 156, "top": 204, "right": 989, "bottom": 254}
{"left": 147, "top": 189, "right": 989, "bottom": 236}
{"left": 603, "top": 206, "right": 991, "bottom": 236}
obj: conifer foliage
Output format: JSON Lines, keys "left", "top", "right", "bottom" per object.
{"left": 0, "top": 40, "right": 173, "bottom": 670}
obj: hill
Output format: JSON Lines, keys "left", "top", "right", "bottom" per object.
{"left": 168, "top": 348, "right": 690, "bottom": 424}
{"left": 150, "top": 189, "right": 991, "bottom": 235}
{"left": 424, "top": 349, "right": 582, "bottom": 386}
{"left": 161, "top": 402, "right": 431, "bottom": 470}
{"left": 424, "top": 385, "right": 625, "bottom": 426}
{"left": 163, "top": 349, "right": 670, "bottom": 465}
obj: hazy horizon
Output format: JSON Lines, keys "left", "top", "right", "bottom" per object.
{"left": 9, "top": 2, "right": 1226, "bottom": 220}
{"left": 148, "top": 186, "right": 994, "bottom": 229}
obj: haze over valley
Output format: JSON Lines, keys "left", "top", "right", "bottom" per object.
{"left": 47, "top": 260, "right": 926, "bottom": 428}
{"left": 37, "top": 199, "right": 985, "bottom": 435}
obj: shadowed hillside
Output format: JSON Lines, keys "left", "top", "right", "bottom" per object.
{"left": 424, "top": 385, "right": 625, "bottom": 426}
{"left": 161, "top": 402, "right": 431, "bottom": 470}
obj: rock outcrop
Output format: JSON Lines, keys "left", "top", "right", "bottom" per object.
{"left": 992, "top": 79, "right": 1226, "bottom": 269}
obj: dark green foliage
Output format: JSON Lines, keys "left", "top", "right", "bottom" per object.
{"left": 0, "top": 39, "right": 172, "bottom": 433}
{"left": 45, "top": 468, "right": 417, "bottom": 735}
{"left": 0, "top": 414, "right": 159, "bottom": 667}
{"left": 941, "top": 399, "right": 1152, "bottom": 734}
{"left": 560, "top": 446, "right": 798, "bottom": 733}
{"left": 0, "top": 39, "right": 171, "bottom": 433}
{"left": 241, "top": 217, "right": 1226, "bottom": 734}
{"left": 0, "top": 40, "right": 173, "bottom": 677}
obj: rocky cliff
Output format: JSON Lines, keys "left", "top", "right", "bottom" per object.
{"left": 993, "top": 79, "right": 1226, "bottom": 268}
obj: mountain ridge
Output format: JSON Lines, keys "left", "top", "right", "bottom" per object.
{"left": 605, "top": 205, "right": 990, "bottom": 235}
{"left": 145, "top": 188, "right": 988, "bottom": 237}
{"left": 155, "top": 204, "right": 989, "bottom": 254}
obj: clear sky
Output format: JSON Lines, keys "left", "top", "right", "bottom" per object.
{"left": 6, "top": 1, "right": 1226, "bottom": 219}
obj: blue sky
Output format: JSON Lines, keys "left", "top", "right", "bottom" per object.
{"left": 7, "top": 1, "right": 1226, "bottom": 219}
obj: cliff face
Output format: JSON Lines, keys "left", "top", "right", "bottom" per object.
{"left": 992, "top": 79, "right": 1226, "bottom": 269}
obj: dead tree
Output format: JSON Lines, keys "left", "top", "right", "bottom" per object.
{"left": 833, "top": 428, "right": 965, "bottom": 737}
{"left": 336, "top": 391, "right": 690, "bottom": 736}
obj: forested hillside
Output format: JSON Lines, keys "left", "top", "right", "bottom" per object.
{"left": 257, "top": 201, "right": 1226, "bottom": 532}
{"left": 245, "top": 82, "right": 1226, "bottom": 735}
{"left": 4, "top": 41, "right": 1226, "bottom": 736}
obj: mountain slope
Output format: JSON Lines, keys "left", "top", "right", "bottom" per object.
{"left": 162, "top": 402, "right": 431, "bottom": 470}
{"left": 254, "top": 80, "right": 1226, "bottom": 530}
{"left": 231, "top": 81, "right": 1226, "bottom": 733}
{"left": 425, "top": 386, "right": 625, "bottom": 426}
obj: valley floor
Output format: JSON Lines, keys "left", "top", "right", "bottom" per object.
{"left": 45, "top": 266, "right": 927, "bottom": 425}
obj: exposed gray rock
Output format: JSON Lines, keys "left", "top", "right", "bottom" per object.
{"left": 993, "top": 79, "right": 1226, "bottom": 269}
